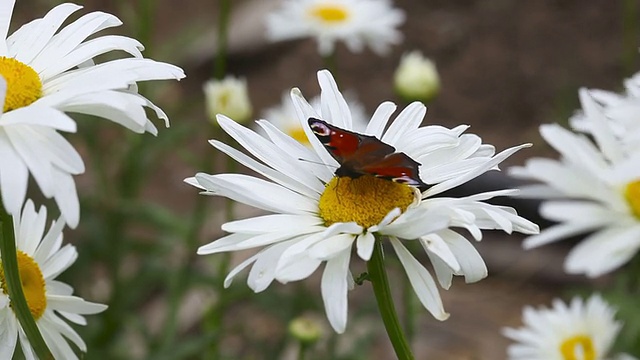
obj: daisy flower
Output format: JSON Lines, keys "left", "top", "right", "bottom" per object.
{"left": 186, "top": 70, "right": 538, "bottom": 333}
{"left": 510, "top": 89, "right": 640, "bottom": 277}
{"left": 203, "top": 75, "right": 252, "bottom": 125}
{"left": 0, "top": 200, "right": 107, "bottom": 360}
{"left": 0, "top": 1, "right": 185, "bottom": 227}
{"left": 262, "top": 90, "right": 367, "bottom": 145}
{"left": 502, "top": 294, "right": 633, "bottom": 360}
{"left": 265, "top": 0, "right": 405, "bottom": 56}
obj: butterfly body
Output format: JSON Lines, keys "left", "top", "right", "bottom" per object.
{"left": 308, "top": 118, "right": 428, "bottom": 192}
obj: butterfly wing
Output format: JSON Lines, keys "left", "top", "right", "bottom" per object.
{"left": 359, "top": 152, "right": 428, "bottom": 190}
{"left": 308, "top": 117, "right": 428, "bottom": 191}
{"left": 308, "top": 118, "right": 395, "bottom": 163}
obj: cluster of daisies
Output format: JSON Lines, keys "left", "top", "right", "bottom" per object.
{"left": 0, "top": 2, "right": 184, "bottom": 358}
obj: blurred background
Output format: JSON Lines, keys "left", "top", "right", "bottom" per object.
{"left": 12, "top": 1, "right": 640, "bottom": 359}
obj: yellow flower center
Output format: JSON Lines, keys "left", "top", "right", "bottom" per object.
{"left": 288, "top": 126, "right": 311, "bottom": 146}
{"left": 318, "top": 175, "right": 415, "bottom": 228}
{"left": 624, "top": 179, "right": 640, "bottom": 219}
{"left": 309, "top": 4, "right": 350, "bottom": 23}
{"left": 0, "top": 251, "right": 47, "bottom": 320}
{"left": 0, "top": 57, "right": 42, "bottom": 113}
{"left": 559, "top": 335, "right": 596, "bottom": 360}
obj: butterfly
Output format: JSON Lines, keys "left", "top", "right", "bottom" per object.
{"left": 308, "top": 118, "right": 428, "bottom": 192}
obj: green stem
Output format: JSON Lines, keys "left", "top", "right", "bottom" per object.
{"left": 0, "top": 206, "right": 53, "bottom": 360}
{"left": 403, "top": 269, "right": 416, "bottom": 343}
{"left": 367, "top": 238, "right": 414, "bottom": 360}
{"left": 621, "top": 0, "right": 639, "bottom": 77}
{"left": 297, "top": 343, "right": 308, "bottom": 360}
{"left": 214, "top": 0, "right": 232, "bottom": 79}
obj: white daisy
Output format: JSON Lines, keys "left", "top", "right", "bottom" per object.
{"left": 510, "top": 89, "right": 640, "bottom": 277}
{"left": 265, "top": 0, "right": 405, "bottom": 56}
{"left": 0, "top": 1, "right": 185, "bottom": 227}
{"left": 502, "top": 294, "right": 633, "bottom": 360}
{"left": 203, "top": 75, "right": 252, "bottom": 125}
{"left": 186, "top": 70, "right": 538, "bottom": 333}
{"left": 0, "top": 200, "right": 107, "bottom": 360}
{"left": 262, "top": 90, "right": 367, "bottom": 145}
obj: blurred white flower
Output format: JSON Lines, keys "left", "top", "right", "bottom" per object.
{"left": 262, "top": 90, "right": 367, "bottom": 145}
{"left": 203, "top": 75, "right": 252, "bottom": 124}
{"left": 502, "top": 294, "right": 633, "bottom": 360}
{"left": 0, "top": 200, "right": 107, "bottom": 360}
{"left": 511, "top": 89, "right": 640, "bottom": 277}
{"left": 0, "top": 2, "right": 185, "bottom": 227}
{"left": 187, "top": 70, "right": 537, "bottom": 333}
{"left": 266, "top": 0, "right": 405, "bottom": 56}
{"left": 394, "top": 51, "right": 440, "bottom": 103}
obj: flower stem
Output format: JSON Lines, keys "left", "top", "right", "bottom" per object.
{"left": 214, "top": 0, "right": 232, "bottom": 80}
{"left": 0, "top": 206, "right": 53, "bottom": 360}
{"left": 367, "top": 238, "right": 415, "bottom": 360}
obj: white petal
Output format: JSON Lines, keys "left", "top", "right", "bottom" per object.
{"left": 0, "top": 131, "right": 28, "bottom": 216}
{"left": 47, "top": 295, "right": 107, "bottom": 315}
{"left": 356, "top": 232, "right": 375, "bottom": 261}
{"left": 390, "top": 238, "right": 449, "bottom": 320}
{"left": 222, "top": 214, "right": 323, "bottom": 234}
{"left": 0, "top": 0, "right": 15, "bottom": 55}
{"left": 309, "top": 234, "right": 356, "bottom": 261}
{"left": 420, "top": 233, "right": 460, "bottom": 272}
{"left": 318, "top": 70, "right": 352, "bottom": 129}
{"left": 382, "top": 102, "right": 426, "bottom": 146}
{"left": 365, "top": 101, "right": 397, "bottom": 138}
{"left": 11, "top": 3, "right": 83, "bottom": 65}
{"left": 31, "top": 11, "right": 122, "bottom": 72}
{"left": 248, "top": 241, "right": 294, "bottom": 292}
{"left": 193, "top": 173, "right": 317, "bottom": 215}
{"left": 579, "top": 88, "right": 624, "bottom": 163}
{"left": 565, "top": 225, "right": 640, "bottom": 277}
{"left": 321, "top": 248, "right": 351, "bottom": 333}
{"left": 208, "top": 139, "right": 321, "bottom": 198}
{"left": 425, "top": 144, "right": 531, "bottom": 197}
{"left": 0, "top": 309, "right": 18, "bottom": 359}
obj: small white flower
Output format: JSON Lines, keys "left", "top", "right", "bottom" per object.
{"left": 262, "top": 90, "right": 367, "bottom": 145}
{"left": 502, "top": 294, "right": 633, "bottom": 360}
{"left": 0, "top": 2, "right": 185, "bottom": 227}
{"left": 0, "top": 200, "right": 107, "bottom": 360}
{"left": 511, "top": 89, "right": 640, "bottom": 277}
{"left": 186, "top": 70, "right": 537, "bottom": 333}
{"left": 265, "top": 0, "right": 405, "bottom": 56}
{"left": 203, "top": 75, "right": 252, "bottom": 125}
{"left": 394, "top": 51, "right": 440, "bottom": 103}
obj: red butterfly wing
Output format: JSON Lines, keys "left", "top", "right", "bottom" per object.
{"left": 308, "top": 118, "right": 428, "bottom": 191}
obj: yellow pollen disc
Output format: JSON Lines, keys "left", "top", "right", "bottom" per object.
{"left": 0, "top": 251, "right": 47, "bottom": 320}
{"left": 319, "top": 175, "right": 415, "bottom": 228}
{"left": 559, "top": 334, "right": 596, "bottom": 360}
{"left": 624, "top": 179, "right": 640, "bottom": 219}
{"left": 309, "top": 4, "right": 350, "bottom": 23}
{"left": 288, "top": 126, "right": 311, "bottom": 146}
{"left": 0, "top": 57, "right": 42, "bottom": 113}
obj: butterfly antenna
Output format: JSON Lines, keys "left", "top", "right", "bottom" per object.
{"left": 297, "top": 157, "right": 339, "bottom": 169}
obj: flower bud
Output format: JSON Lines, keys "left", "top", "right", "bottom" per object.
{"left": 288, "top": 316, "right": 323, "bottom": 345}
{"left": 203, "top": 76, "right": 252, "bottom": 124}
{"left": 394, "top": 51, "right": 440, "bottom": 103}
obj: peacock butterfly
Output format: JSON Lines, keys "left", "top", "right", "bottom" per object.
{"left": 308, "top": 118, "right": 429, "bottom": 192}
